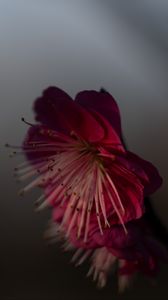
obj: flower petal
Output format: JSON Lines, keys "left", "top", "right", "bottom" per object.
{"left": 34, "top": 86, "right": 105, "bottom": 142}
{"left": 121, "top": 151, "right": 163, "bottom": 196}
{"left": 107, "top": 162, "right": 145, "bottom": 223}
{"left": 90, "top": 109, "right": 125, "bottom": 153}
{"left": 75, "top": 89, "right": 122, "bottom": 137}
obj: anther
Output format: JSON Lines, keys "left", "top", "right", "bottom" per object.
{"left": 21, "top": 117, "right": 34, "bottom": 127}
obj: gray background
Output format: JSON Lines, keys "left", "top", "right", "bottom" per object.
{"left": 0, "top": 0, "right": 168, "bottom": 299}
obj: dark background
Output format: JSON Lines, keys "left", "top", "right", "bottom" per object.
{"left": 0, "top": 0, "right": 168, "bottom": 299}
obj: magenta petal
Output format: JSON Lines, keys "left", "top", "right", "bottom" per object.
{"left": 124, "top": 151, "right": 163, "bottom": 196}
{"left": 118, "top": 261, "right": 139, "bottom": 276}
{"left": 34, "top": 86, "right": 105, "bottom": 142}
{"left": 89, "top": 109, "right": 125, "bottom": 153}
{"left": 69, "top": 225, "right": 105, "bottom": 250}
{"left": 75, "top": 90, "right": 122, "bottom": 137}
{"left": 109, "top": 163, "right": 145, "bottom": 223}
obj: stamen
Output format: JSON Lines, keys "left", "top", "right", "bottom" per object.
{"left": 75, "top": 249, "right": 92, "bottom": 266}
{"left": 97, "top": 169, "right": 110, "bottom": 227}
{"left": 71, "top": 248, "right": 84, "bottom": 263}
{"left": 21, "top": 117, "right": 35, "bottom": 127}
{"left": 105, "top": 172, "right": 125, "bottom": 214}
{"left": 12, "top": 124, "right": 128, "bottom": 240}
{"left": 95, "top": 178, "right": 103, "bottom": 235}
{"left": 105, "top": 186, "right": 127, "bottom": 234}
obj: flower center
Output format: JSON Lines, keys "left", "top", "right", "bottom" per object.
{"left": 12, "top": 128, "right": 127, "bottom": 241}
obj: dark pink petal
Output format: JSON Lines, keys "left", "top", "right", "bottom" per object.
{"left": 108, "top": 238, "right": 149, "bottom": 262}
{"left": 119, "top": 257, "right": 158, "bottom": 277}
{"left": 103, "top": 225, "right": 139, "bottom": 249}
{"left": 90, "top": 109, "right": 125, "bottom": 153}
{"left": 34, "top": 87, "right": 105, "bottom": 142}
{"left": 118, "top": 261, "right": 139, "bottom": 276}
{"left": 75, "top": 90, "right": 122, "bottom": 137}
{"left": 121, "top": 151, "right": 163, "bottom": 196}
{"left": 108, "top": 163, "right": 145, "bottom": 223}
{"left": 69, "top": 228, "right": 105, "bottom": 250}
{"left": 102, "top": 222, "right": 145, "bottom": 260}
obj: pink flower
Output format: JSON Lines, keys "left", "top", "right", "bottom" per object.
{"left": 17, "top": 87, "right": 162, "bottom": 241}
{"left": 8, "top": 87, "right": 166, "bottom": 290}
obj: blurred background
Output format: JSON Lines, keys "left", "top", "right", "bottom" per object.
{"left": 0, "top": 0, "right": 168, "bottom": 299}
